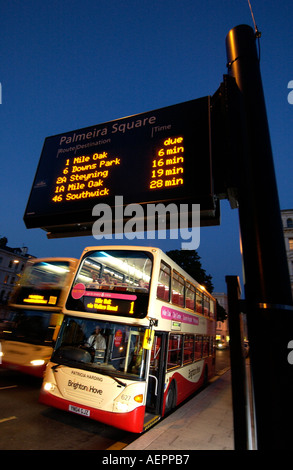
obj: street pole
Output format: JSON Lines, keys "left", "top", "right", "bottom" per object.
{"left": 226, "top": 275, "right": 249, "bottom": 449}
{"left": 226, "top": 24, "right": 293, "bottom": 449}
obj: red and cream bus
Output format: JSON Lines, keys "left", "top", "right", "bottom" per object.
{"left": 39, "top": 246, "right": 216, "bottom": 432}
{"left": 0, "top": 257, "right": 78, "bottom": 377}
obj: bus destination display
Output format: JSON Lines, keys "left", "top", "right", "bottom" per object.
{"left": 24, "top": 97, "right": 215, "bottom": 236}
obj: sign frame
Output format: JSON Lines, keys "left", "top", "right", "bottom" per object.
{"left": 24, "top": 97, "right": 218, "bottom": 238}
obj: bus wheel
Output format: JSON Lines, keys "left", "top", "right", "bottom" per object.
{"left": 165, "top": 381, "right": 176, "bottom": 415}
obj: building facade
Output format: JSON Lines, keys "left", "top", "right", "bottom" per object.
{"left": 214, "top": 292, "right": 229, "bottom": 343}
{"left": 281, "top": 209, "right": 293, "bottom": 296}
{"left": 0, "top": 238, "right": 34, "bottom": 305}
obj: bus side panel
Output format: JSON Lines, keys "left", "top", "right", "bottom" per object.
{"left": 162, "top": 359, "right": 210, "bottom": 415}
{"left": 0, "top": 340, "right": 52, "bottom": 377}
{"left": 39, "top": 390, "right": 145, "bottom": 433}
{"left": 1, "top": 359, "right": 46, "bottom": 378}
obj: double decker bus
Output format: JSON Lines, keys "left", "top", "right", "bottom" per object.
{"left": 0, "top": 257, "right": 78, "bottom": 377}
{"left": 39, "top": 246, "right": 216, "bottom": 432}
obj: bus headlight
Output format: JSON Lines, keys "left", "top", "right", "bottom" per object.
{"left": 30, "top": 359, "right": 45, "bottom": 366}
{"left": 114, "top": 401, "right": 129, "bottom": 413}
{"left": 43, "top": 382, "right": 55, "bottom": 392}
{"left": 113, "top": 393, "right": 144, "bottom": 413}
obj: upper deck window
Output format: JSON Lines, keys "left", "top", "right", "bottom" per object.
{"left": 19, "top": 261, "right": 71, "bottom": 289}
{"left": 66, "top": 250, "right": 153, "bottom": 319}
{"left": 9, "top": 260, "right": 71, "bottom": 307}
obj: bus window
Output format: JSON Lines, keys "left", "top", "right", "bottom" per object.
{"left": 196, "top": 290, "right": 203, "bottom": 314}
{"left": 171, "top": 271, "right": 185, "bottom": 307}
{"left": 66, "top": 249, "right": 153, "bottom": 318}
{"left": 9, "top": 259, "right": 73, "bottom": 308}
{"left": 203, "top": 336, "right": 209, "bottom": 357}
{"left": 183, "top": 334, "right": 194, "bottom": 364}
{"left": 150, "top": 335, "right": 161, "bottom": 369}
{"left": 210, "top": 299, "right": 215, "bottom": 319}
{"left": 157, "top": 261, "right": 171, "bottom": 301}
{"left": 185, "top": 282, "right": 195, "bottom": 311}
{"left": 0, "top": 309, "right": 55, "bottom": 345}
{"left": 75, "top": 258, "right": 102, "bottom": 287}
{"left": 194, "top": 335, "right": 202, "bottom": 360}
{"left": 167, "top": 334, "right": 182, "bottom": 369}
{"left": 71, "top": 249, "right": 152, "bottom": 293}
{"left": 203, "top": 295, "right": 210, "bottom": 316}
{"left": 126, "top": 331, "right": 146, "bottom": 376}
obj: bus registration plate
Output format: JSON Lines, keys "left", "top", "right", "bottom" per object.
{"left": 69, "top": 404, "right": 90, "bottom": 417}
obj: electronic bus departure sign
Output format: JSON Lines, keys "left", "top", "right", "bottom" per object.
{"left": 24, "top": 97, "right": 217, "bottom": 237}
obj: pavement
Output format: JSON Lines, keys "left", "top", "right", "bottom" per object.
{"left": 124, "top": 368, "right": 235, "bottom": 451}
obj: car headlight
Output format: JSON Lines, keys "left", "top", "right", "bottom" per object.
{"left": 30, "top": 359, "right": 46, "bottom": 366}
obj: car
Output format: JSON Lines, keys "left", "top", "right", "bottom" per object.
{"left": 215, "top": 339, "right": 228, "bottom": 350}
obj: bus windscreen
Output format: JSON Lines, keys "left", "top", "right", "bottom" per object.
{"left": 52, "top": 316, "right": 147, "bottom": 379}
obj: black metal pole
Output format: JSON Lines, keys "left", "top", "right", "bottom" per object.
{"left": 226, "top": 24, "right": 293, "bottom": 449}
{"left": 226, "top": 275, "right": 248, "bottom": 449}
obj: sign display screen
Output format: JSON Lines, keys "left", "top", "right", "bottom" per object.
{"left": 24, "top": 97, "right": 215, "bottom": 236}
{"left": 20, "top": 291, "right": 59, "bottom": 306}
{"left": 67, "top": 283, "right": 148, "bottom": 319}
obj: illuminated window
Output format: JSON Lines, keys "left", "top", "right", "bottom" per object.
{"left": 194, "top": 335, "right": 203, "bottom": 360}
{"left": 203, "top": 295, "right": 210, "bottom": 316}
{"left": 167, "top": 334, "right": 182, "bottom": 369}
{"left": 210, "top": 300, "right": 215, "bottom": 319}
{"left": 196, "top": 290, "right": 203, "bottom": 314}
{"left": 185, "top": 282, "right": 196, "bottom": 311}
{"left": 202, "top": 336, "right": 209, "bottom": 357}
{"left": 183, "top": 335, "right": 194, "bottom": 364}
{"left": 157, "top": 261, "right": 171, "bottom": 301}
{"left": 172, "top": 271, "right": 185, "bottom": 307}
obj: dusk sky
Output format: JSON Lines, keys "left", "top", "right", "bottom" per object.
{"left": 1, "top": 0, "right": 292, "bottom": 293}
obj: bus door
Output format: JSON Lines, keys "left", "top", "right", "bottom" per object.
{"left": 125, "top": 330, "right": 146, "bottom": 375}
{"left": 146, "top": 332, "right": 167, "bottom": 415}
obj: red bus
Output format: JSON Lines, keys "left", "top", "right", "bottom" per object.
{"left": 40, "top": 246, "right": 216, "bottom": 431}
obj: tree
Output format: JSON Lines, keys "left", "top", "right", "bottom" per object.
{"left": 216, "top": 300, "right": 228, "bottom": 322}
{"left": 0, "top": 237, "right": 8, "bottom": 247}
{"left": 166, "top": 249, "right": 214, "bottom": 293}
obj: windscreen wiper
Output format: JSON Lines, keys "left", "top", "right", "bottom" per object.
{"left": 97, "top": 370, "right": 127, "bottom": 387}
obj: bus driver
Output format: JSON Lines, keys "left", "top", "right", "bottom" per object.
{"left": 86, "top": 326, "right": 106, "bottom": 350}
